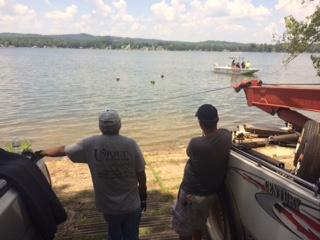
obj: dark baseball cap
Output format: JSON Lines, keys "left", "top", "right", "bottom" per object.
{"left": 195, "top": 104, "right": 219, "bottom": 122}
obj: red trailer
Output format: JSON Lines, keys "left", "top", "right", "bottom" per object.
{"left": 206, "top": 80, "right": 320, "bottom": 240}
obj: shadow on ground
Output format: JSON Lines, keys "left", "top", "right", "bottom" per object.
{"left": 54, "top": 187, "right": 178, "bottom": 240}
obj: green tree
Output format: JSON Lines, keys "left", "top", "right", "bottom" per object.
{"left": 283, "top": 3, "right": 320, "bottom": 75}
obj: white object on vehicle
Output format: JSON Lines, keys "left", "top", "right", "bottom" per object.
{"left": 0, "top": 156, "right": 51, "bottom": 240}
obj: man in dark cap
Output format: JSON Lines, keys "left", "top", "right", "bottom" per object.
{"left": 172, "top": 104, "right": 232, "bottom": 240}
{"left": 37, "top": 108, "right": 147, "bottom": 240}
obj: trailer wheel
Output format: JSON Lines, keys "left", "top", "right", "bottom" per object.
{"left": 297, "top": 134, "right": 320, "bottom": 183}
{"left": 294, "top": 120, "right": 320, "bottom": 167}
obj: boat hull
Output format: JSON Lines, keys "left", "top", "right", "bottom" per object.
{"left": 213, "top": 66, "right": 260, "bottom": 75}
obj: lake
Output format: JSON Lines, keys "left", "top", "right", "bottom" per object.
{"left": 0, "top": 48, "right": 319, "bottom": 152}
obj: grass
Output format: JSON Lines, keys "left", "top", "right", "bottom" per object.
{"left": 149, "top": 166, "right": 171, "bottom": 194}
{"left": 145, "top": 205, "right": 172, "bottom": 217}
{"left": 140, "top": 227, "right": 152, "bottom": 236}
{"left": 4, "top": 139, "right": 32, "bottom": 152}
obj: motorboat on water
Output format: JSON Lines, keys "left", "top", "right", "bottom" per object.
{"left": 213, "top": 64, "right": 260, "bottom": 75}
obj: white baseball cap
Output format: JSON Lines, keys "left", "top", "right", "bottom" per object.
{"left": 99, "top": 108, "right": 121, "bottom": 132}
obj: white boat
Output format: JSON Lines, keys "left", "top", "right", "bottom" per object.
{"left": 213, "top": 65, "right": 260, "bottom": 75}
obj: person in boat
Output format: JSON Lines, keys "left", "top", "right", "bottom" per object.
{"left": 37, "top": 108, "right": 147, "bottom": 240}
{"left": 241, "top": 60, "right": 246, "bottom": 69}
{"left": 245, "top": 60, "right": 251, "bottom": 69}
{"left": 172, "top": 104, "right": 232, "bottom": 240}
{"left": 236, "top": 61, "right": 241, "bottom": 68}
{"left": 231, "top": 59, "right": 236, "bottom": 67}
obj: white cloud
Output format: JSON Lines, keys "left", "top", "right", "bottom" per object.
{"left": 13, "top": 4, "right": 29, "bottom": 15}
{"left": 151, "top": 0, "right": 186, "bottom": 21}
{"left": 0, "top": 14, "right": 14, "bottom": 23}
{"left": 113, "top": 0, "right": 127, "bottom": 10}
{"left": 251, "top": 22, "right": 280, "bottom": 43}
{"left": 45, "top": 5, "right": 78, "bottom": 21}
{"left": 113, "top": 12, "right": 134, "bottom": 22}
{"left": 0, "top": 0, "right": 5, "bottom": 7}
{"left": 275, "top": 0, "right": 320, "bottom": 20}
{"left": 0, "top": 2, "right": 40, "bottom": 33}
{"left": 94, "top": 0, "right": 112, "bottom": 16}
{"left": 264, "top": 22, "right": 279, "bottom": 36}
{"left": 147, "top": 0, "right": 272, "bottom": 41}
{"left": 0, "top": 0, "right": 308, "bottom": 43}
{"left": 216, "top": 24, "right": 246, "bottom": 32}
{"left": 131, "top": 22, "right": 144, "bottom": 32}
{"left": 70, "top": 0, "right": 140, "bottom": 37}
{"left": 74, "top": 13, "right": 93, "bottom": 32}
{"left": 151, "top": 0, "right": 270, "bottom": 23}
{"left": 112, "top": 0, "right": 134, "bottom": 22}
{"left": 227, "top": 0, "right": 270, "bottom": 20}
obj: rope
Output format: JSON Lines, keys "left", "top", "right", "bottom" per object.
{"left": 145, "top": 86, "right": 231, "bottom": 103}
{"left": 263, "top": 83, "right": 320, "bottom": 86}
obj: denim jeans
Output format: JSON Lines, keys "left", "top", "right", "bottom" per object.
{"left": 104, "top": 209, "right": 142, "bottom": 240}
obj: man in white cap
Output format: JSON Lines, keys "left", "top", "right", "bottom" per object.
{"left": 38, "top": 108, "right": 147, "bottom": 240}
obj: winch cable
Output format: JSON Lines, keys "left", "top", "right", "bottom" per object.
{"left": 156, "top": 86, "right": 231, "bottom": 101}
{"left": 262, "top": 83, "right": 320, "bottom": 86}
{"left": 142, "top": 86, "right": 231, "bottom": 104}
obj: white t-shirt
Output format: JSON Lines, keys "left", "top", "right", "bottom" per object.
{"left": 65, "top": 134, "right": 145, "bottom": 214}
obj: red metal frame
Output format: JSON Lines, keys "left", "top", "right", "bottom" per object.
{"left": 233, "top": 80, "right": 320, "bottom": 131}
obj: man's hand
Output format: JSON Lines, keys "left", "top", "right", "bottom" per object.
{"left": 34, "top": 150, "right": 45, "bottom": 158}
{"left": 137, "top": 170, "right": 147, "bottom": 212}
{"left": 34, "top": 146, "right": 66, "bottom": 157}
{"left": 139, "top": 186, "right": 147, "bottom": 212}
{"left": 141, "top": 200, "right": 147, "bottom": 212}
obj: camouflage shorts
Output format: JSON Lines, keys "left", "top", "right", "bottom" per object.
{"left": 171, "top": 189, "right": 216, "bottom": 236}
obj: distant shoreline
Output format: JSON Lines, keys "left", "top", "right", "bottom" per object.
{"left": 0, "top": 45, "right": 285, "bottom": 53}
{"left": 2, "top": 32, "right": 319, "bottom": 53}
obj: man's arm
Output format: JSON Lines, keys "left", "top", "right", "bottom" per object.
{"left": 137, "top": 170, "right": 147, "bottom": 211}
{"left": 186, "top": 139, "right": 193, "bottom": 157}
{"left": 137, "top": 170, "right": 147, "bottom": 190}
{"left": 39, "top": 146, "right": 66, "bottom": 157}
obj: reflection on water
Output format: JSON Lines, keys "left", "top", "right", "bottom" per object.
{"left": 229, "top": 74, "right": 257, "bottom": 84}
{"left": 0, "top": 49, "right": 319, "bottom": 151}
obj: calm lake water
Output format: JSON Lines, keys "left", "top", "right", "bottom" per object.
{"left": 1, "top": 48, "right": 319, "bottom": 152}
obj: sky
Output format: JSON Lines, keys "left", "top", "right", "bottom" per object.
{"left": 0, "top": 0, "right": 319, "bottom": 43}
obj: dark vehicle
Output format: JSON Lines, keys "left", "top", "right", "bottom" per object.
{"left": 0, "top": 150, "right": 52, "bottom": 240}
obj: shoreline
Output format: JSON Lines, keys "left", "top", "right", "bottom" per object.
{"left": 46, "top": 149, "right": 186, "bottom": 239}
{"left": 46, "top": 148, "right": 187, "bottom": 197}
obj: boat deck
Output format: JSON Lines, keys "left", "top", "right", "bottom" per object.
{"left": 232, "top": 124, "right": 297, "bottom": 172}
{"left": 254, "top": 145, "right": 295, "bottom": 171}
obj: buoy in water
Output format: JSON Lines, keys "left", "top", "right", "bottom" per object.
{"left": 150, "top": 80, "right": 155, "bottom": 84}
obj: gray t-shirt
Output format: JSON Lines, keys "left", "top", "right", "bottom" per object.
{"left": 65, "top": 134, "right": 145, "bottom": 214}
{"left": 181, "top": 129, "right": 232, "bottom": 196}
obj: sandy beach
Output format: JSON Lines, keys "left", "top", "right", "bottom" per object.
{"left": 46, "top": 149, "right": 187, "bottom": 239}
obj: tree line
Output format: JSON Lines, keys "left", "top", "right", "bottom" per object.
{"left": 1, "top": 33, "right": 319, "bottom": 53}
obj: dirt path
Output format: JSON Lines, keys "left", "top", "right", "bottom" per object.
{"left": 46, "top": 149, "right": 187, "bottom": 240}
